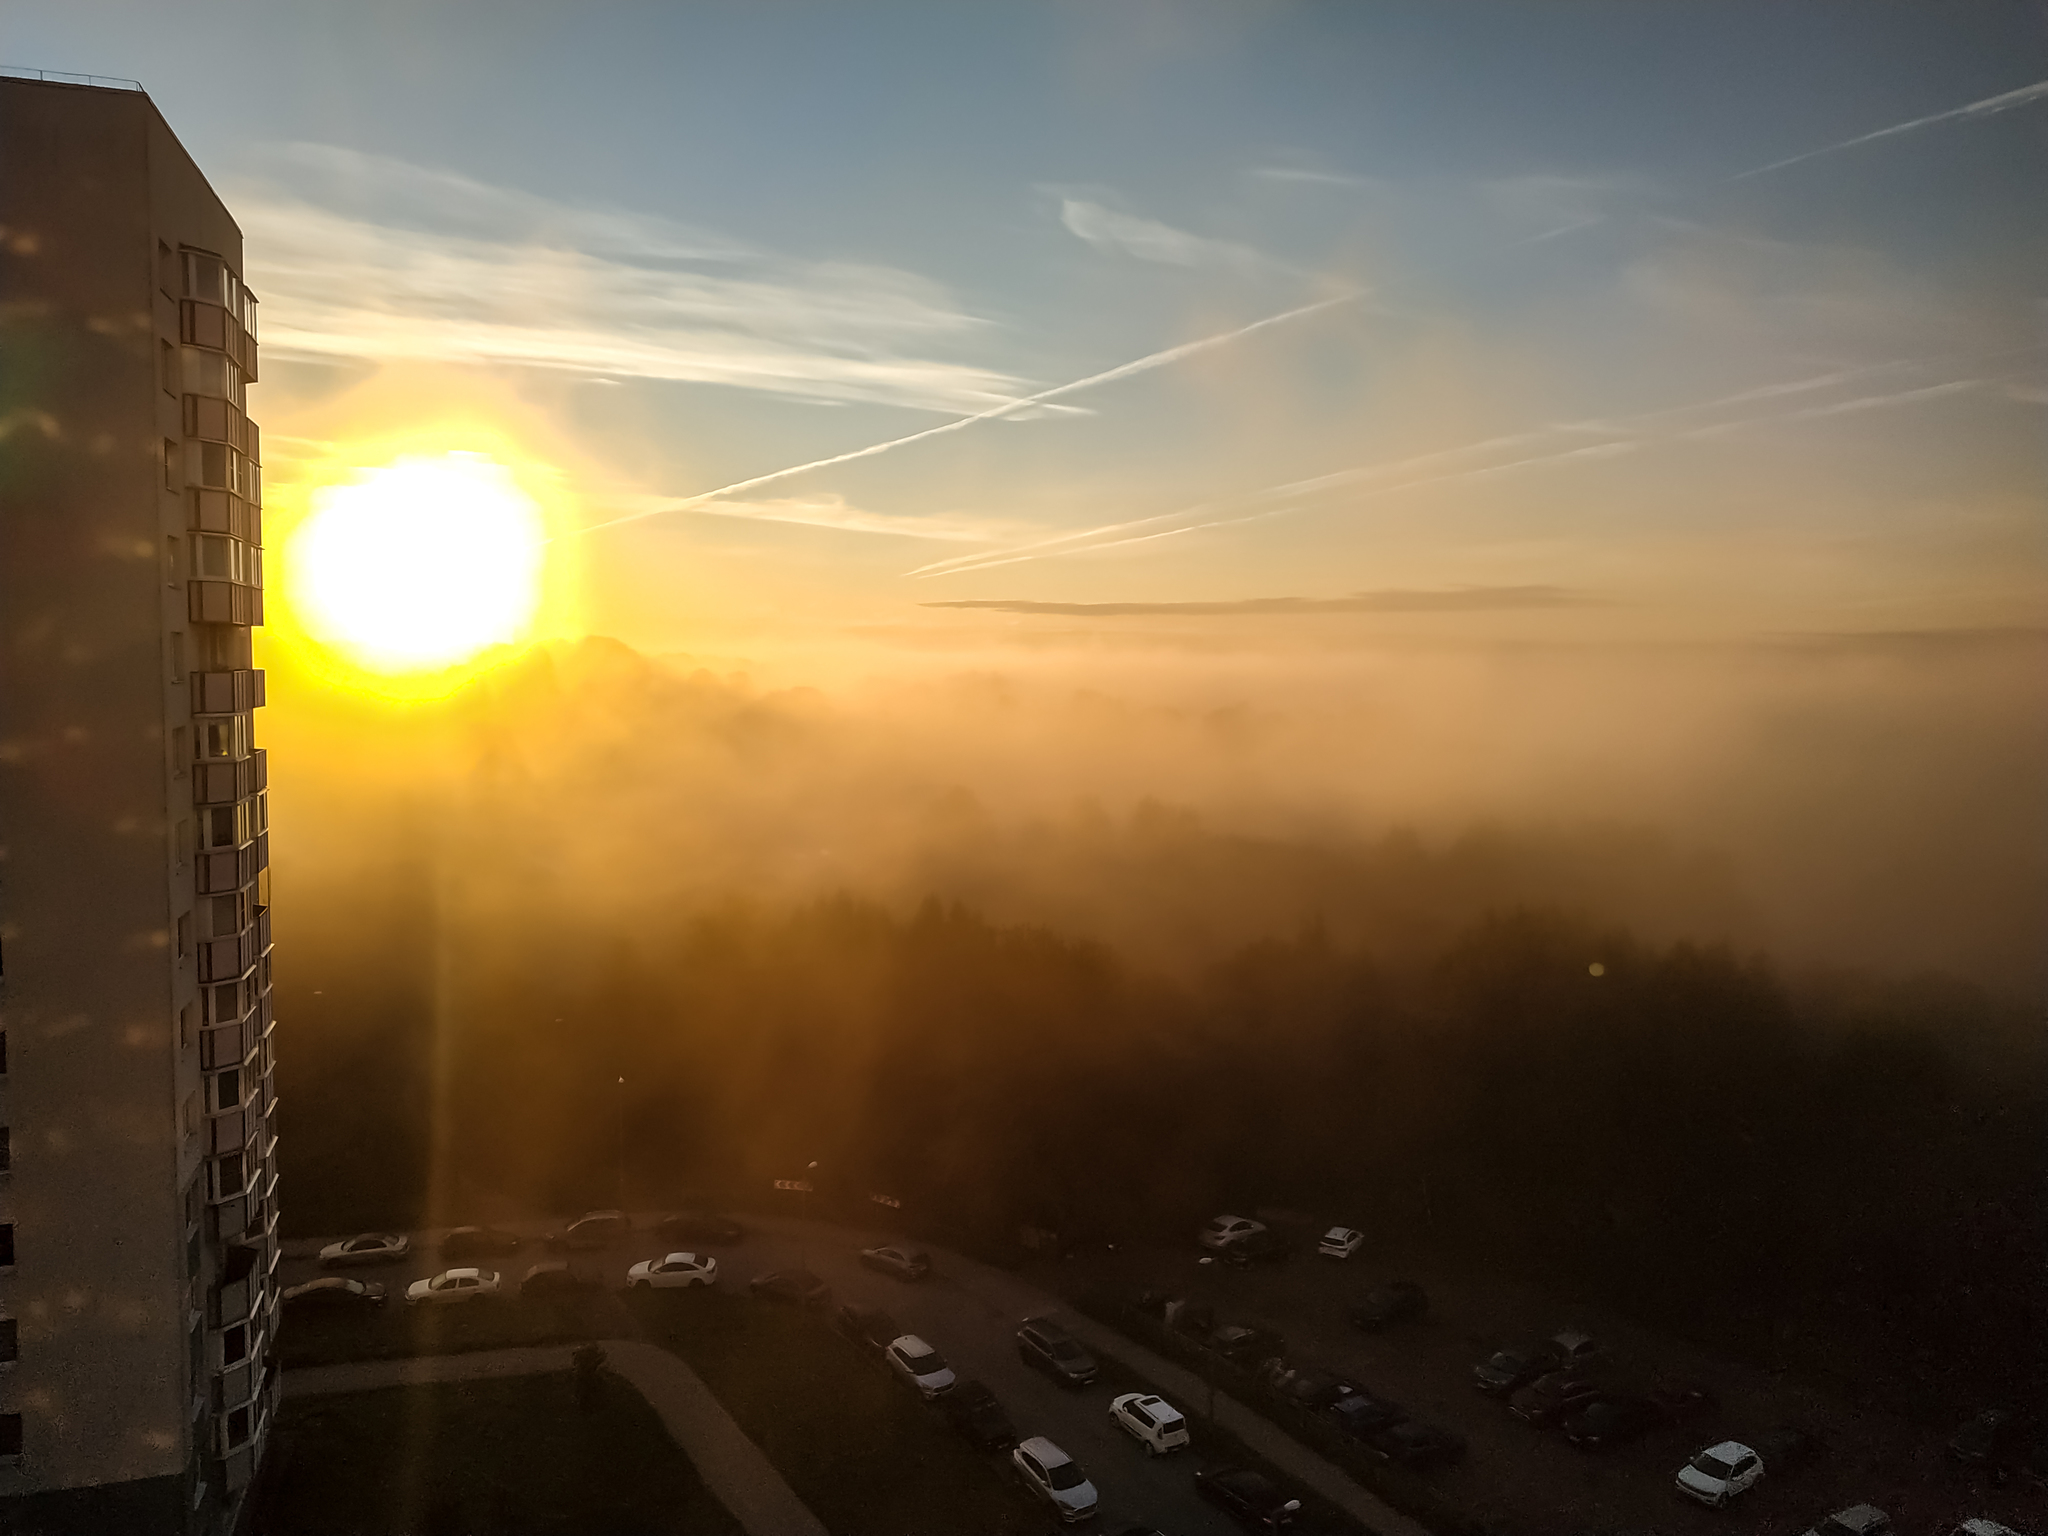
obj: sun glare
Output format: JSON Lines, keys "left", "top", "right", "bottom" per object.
{"left": 292, "top": 452, "right": 546, "bottom": 674}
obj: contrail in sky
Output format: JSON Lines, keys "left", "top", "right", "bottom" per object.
{"left": 569, "top": 291, "right": 1361, "bottom": 538}
{"left": 1731, "top": 77, "right": 2048, "bottom": 180}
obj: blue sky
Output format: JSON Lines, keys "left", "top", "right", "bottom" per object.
{"left": 13, "top": 1, "right": 2046, "bottom": 655}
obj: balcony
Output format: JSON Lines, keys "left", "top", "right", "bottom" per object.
{"left": 198, "top": 928, "right": 256, "bottom": 984}
{"left": 206, "top": 1106, "right": 248, "bottom": 1157}
{"left": 196, "top": 842, "right": 261, "bottom": 895}
{"left": 189, "top": 488, "right": 261, "bottom": 545}
{"left": 179, "top": 298, "right": 258, "bottom": 380}
{"left": 191, "top": 669, "right": 266, "bottom": 715}
{"left": 212, "top": 1242, "right": 259, "bottom": 1328}
{"left": 182, "top": 394, "right": 258, "bottom": 459}
{"left": 194, "top": 750, "right": 263, "bottom": 807}
{"left": 186, "top": 579, "right": 263, "bottom": 627}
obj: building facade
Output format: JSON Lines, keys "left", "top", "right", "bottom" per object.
{"left": 0, "top": 74, "right": 278, "bottom": 1534}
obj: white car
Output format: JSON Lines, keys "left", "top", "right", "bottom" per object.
{"left": 318, "top": 1232, "right": 410, "bottom": 1267}
{"left": 1318, "top": 1226, "right": 1364, "bottom": 1259}
{"left": 1198, "top": 1214, "right": 1266, "bottom": 1250}
{"left": 1012, "top": 1435, "right": 1098, "bottom": 1523}
{"left": 627, "top": 1251, "right": 718, "bottom": 1290}
{"left": 885, "top": 1335, "right": 956, "bottom": 1399}
{"left": 404, "top": 1267, "right": 502, "bottom": 1306}
{"left": 1110, "top": 1392, "right": 1191, "bottom": 1455}
{"left": 1677, "top": 1440, "right": 1765, "bottom": 1507}
{"left": 1803, "top": 1507, "right": 1894, "bottom": 1536}
{"left": 1951, "top": 1523, "right": 2023, "bottom": 1536}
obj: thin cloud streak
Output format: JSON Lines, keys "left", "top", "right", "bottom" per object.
{"left": 923, "top": 586, "right": 1589, "bottom": 616}
{"left": 593, "top": 492, "right": 1021, "bottom": 543}
{"left": 1731, "top": 77, "right": 2048, "bottom": 180}
{"left": 570, "top": 292, "right": 1363, "bottom": 539}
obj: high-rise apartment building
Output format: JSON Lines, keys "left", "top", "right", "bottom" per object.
{"left": 0, "top": 73, "right": 278, "bottom": 1534}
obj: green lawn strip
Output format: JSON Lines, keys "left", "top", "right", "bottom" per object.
{"left": 631, "top": 1289, "right": 1055, "bottom": 1536}
{"left": 1073, "top": 1291, "right": 1484, "bottom": 1536}
{"left": 252, "top": 1371, "right": 746, "bottom": 1536}
{"left": 278, "top": 1293, "right": 624, "bottom": 1369}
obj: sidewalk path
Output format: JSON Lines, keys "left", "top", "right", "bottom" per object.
{"left": 285, "top": 1340, "right": 829, "bottom": 1536}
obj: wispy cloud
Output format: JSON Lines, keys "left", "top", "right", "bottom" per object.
{"left": 1248, "top": 166, "right": 1375, "bottom": 189}
{"left": 236, "top": 143, "right": 1026, "bottom": 413}
{"left": 1732, "top": 77, "right": 2048, "bottom": 180}
{"left": 597, "top": 491, "right": 1017, "bottom": 544}
{"left": 571, "top": 291, "right": 1362, "bottom": 538}
{"left": 1058, "top": 196, "right": 1290, "bottom": 275}
{"left": 924, "top": 586, "right": 1589, "bottom": 617}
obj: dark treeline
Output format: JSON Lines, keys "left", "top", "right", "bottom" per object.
{"left": 278, "top": 891, "right": 2043, "bottom": 1427}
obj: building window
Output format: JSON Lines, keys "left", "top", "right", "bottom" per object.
{"left": 177, "top": 912, "right": 191, "bottom": 958}
{"left": 0, "top": 1318, "right": 15, "bottom": 1363}
{"left": 170, "top": 630, "right": 185, "bottom": 683}
{"left": 225, "top": 1406, "right": 250, "bottom": 1448}
{"left": 181, "top": 1000, "right": 198, "bottom": 1049}
{"left": 0, "top": 1413, "right": 19, "bottom": 1458}
{"left": 0, "top": 1128, "right": 9, "bottom": 1172}
{"left": 0, "top": 1224, "right": 14, "bottom": 1267}
{"left": 161, "top": 336, "right": 177, "bottom": 394}
{"left": 182, "top": 1092, "right": 198, "bottom": 1141}
{"left": 221, "top": 1324, "right": 248, "bottom": 1366}
{"left": 159, "top": 239, "right": 176, "bottom": 296}
{"left": 164, "top": 438, "right": 180, "bottom": 491}
{"left": 1, "top": 1030, "right": 8, "bottom": 1074}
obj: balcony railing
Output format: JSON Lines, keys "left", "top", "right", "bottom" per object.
{"left": 180, "top": 299, "right": 258, "bottom": 381}
{"left": 189, "top": 488, "right": 261, "bottom": 545}
{"left": 194, "top": 749, "right": 263, "bottom": 807}
{"left": 191, "top": 669, "right": 265, "bottom": 715}
{"left": 196, "top": 842, "right": 262, "bottom": 895}
{"left": 186, "top": 579, "right": 263, "bottom": 627}
{"left": 198, "top": 927, "right": 256, "bottom": 984}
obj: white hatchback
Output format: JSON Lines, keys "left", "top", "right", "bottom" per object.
{"left": 886, "top": 1335, "right": 957, "bottom": 1399}
{"left": 405, "top": 1267, "right": 501, "bottom": 1306}
{"left": 1318, "top": 1226, "right": 1364, "bottom": 1259}
{"left": 1013, "top": 1436, "right": 1098, "bottom": 1523}
{"left": 627, "top": 1251, "right": 718, "bottom": 1290}
{"left": 1198, "top": 1214, "right": 1266, "bottom": 1250}
{"left": 1110, "top": 1392, "right": 1191, "bottom": 1454}
{"left": 1676, "top": 1440, "right": 1765, "bottom": 1506}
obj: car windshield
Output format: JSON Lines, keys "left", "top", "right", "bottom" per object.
{"left": 906, "top": 1349, "right": 948, "bottom": 1373}
{"left": 1046, "top": 1462, "right": 1086, "bottom": 1491}
{"left": 1488, "top": 1351, "right": 1527, "bottom": 1371}
{"left": 1692, "top": 1452, "right": 1738, "bottom": 1479}
{"left": 1049, "top": 1339, "right": 1084, "bottom": 1360}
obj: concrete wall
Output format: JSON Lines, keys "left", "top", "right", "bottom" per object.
{"left": 0, "top": 76, "right": 244, "bottom": 1514}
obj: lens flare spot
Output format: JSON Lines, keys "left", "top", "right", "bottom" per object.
{"left": 292, "top": 452, "right": 544, "bottom": 673}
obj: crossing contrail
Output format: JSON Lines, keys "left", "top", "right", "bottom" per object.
{"left": 1731, "top": 77, "right": 2048, "bottom": 180}
{"left": 569, "top": 291, "right": 1362, "bottom": 538}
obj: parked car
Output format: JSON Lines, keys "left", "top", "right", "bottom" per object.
{"left": 885, "top": 1335, "right": 956, "bottom": 1399}
{"left": 1510, "top": 1369, "right": 1603, "bottom": 1428}
{"left": 439, "top": 1225, "right": 522, "bottom": 1260}
{"left": 1016, "top": 1317, "right": 1098, "bottom": 1387}
{"left": 1349, "top": 1280, "right": 1428, "bottom": 1331}
{"left": 655, "top": 1211, "right": 745, "bottom": 1245}
{"left": 1550, "top": 1330, "right": 1604, "bottom": 1369}
{"left": 318, "top": 1232, "right": 409, "bottom": 1268}
{"left": 281, "top": 1276, "right": 386, "bottom": 1308}
{"left": 1950, "top": 1522, "right": 2024, "bottom": 1536}
{"left": 626, "top": 1251, "right": 718, "bottom": 1290}
{"left": 1317, "top": 1226, "right": 1364, "bottom": 1259}
{"left": 835, "top": 1303, "right": 902, "bottom": 1357}
{"left": 405, "top": 1267, "right": 502, "bottom": 1306}
{"left": 1801, "top": 1506, "right": 1893, "bottom": 1536}
{"left": 1561, "top": 1394, "right": 1666, "bottom": 1450}
{"left": 1326, "top": 1387, "right": 1407, "bottom": 1440}
{"left": 520, "top": 1261, "right": 600, "bottom": 1299}
{"left": 1012, "top": 1436, "right": 1099, "bottom": 1524}
{"left": 1263, "top": 1363, "right": 1356, "bottom": 1411}
{"left": 1210, "top": 1324, "right": 1287, "bottom": 1368}
{"left": 1221, "top": 1228, "right": 1294, "bottom": 1268}
{"left": 1199, "top": 1214, "right": 1267, "bottom": 1250}
{"left": 1134, "top": 1290, "right": 1215, "bottom": 1337}
{"left": 543, "top": 1210, "right": 631, "bottom": 1251}
{"left": 859, "top": 1244, "right": 931, "bottom": 1282}
{"left": 1949, "top": 1410, "right": 2024, "bottom": 1471}
{"left": 1194, "top": 1465, "right": 1302, "bottom": 1529}
{"left": 1110, "top": 1392, "right": 1191, "bottom": 1455}
{"left": 943, "top": 1379, "right": 1016, "bottom": 1450}
{"left": 1472, "top": 1340, "right": 1562, "bottom": 1395}
{"left": 749, "top": 1268, "right": 829, "bottom": 1307}
{"left": 1676, "top": 1439, "right": 1766, "bottom": 1507}
{"left": 1360, "top": 1417, "right": 1468, "bottom": 1468}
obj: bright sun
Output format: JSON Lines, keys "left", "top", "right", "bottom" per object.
{"left": 293, "top": 451, "right": 546, "bottom": 673}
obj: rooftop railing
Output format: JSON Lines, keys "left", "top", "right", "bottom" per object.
{"left": 1, "top": 66, "right": 143, "bottom": 91}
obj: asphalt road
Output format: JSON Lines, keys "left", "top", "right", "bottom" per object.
{"left": 279, "top": 1213, "right": 1257, "bottom": 1536}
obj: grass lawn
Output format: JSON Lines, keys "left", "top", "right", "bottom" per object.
{"left": 629, "top": 1289, "right": 1055, "bottom": 1536}
{"left": 253, "top": 1372, "right": 746, "bottom": 1536}
{"left": 278, "top": 1290, "right": 627, "bottom": 1369}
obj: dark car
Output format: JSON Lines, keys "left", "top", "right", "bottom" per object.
{"left": 519, "top": 1260, "right": 601, "bottom": 1299}
{"left": 1472, "top": 1340, "right": 1563, "bottom": 1395}
{"left": 1325, "top": 1387, "right": 1407, "bottom": 1440}
{"left": 1135, "top": 1292, "right": 1216, "bottom": 1337}
{"left": 943, "top": 1379, "right": 1018, "bottom": 1451}
{"left": 834, "top": 1302, "right": 902, "bottom": 1357}
{"left": 1949, "top": 1409, "right": 2024, "bottom": 1471}
{"left": 1562, "top": 1394, "right": 1667, "bottom": 1449}
{"left": 1016, "top": 1317, "right": 1099, "bottom": 1386}
{"left": 750, "top": 1268, "right": 830, "bottom": 1307}
{"left": 656, "top": 1211, "right": 745, "bottom": 1245}
{"left": 543, "top": 1209, "right": 632, "bottom": 1251}
{"left": 859, "top": 1245, "right": 932, "bottom": 1282}
{"left": 1349, "top": 1280, "right": 1428, "bottom": 1331}
{"left": 1210, "top": 1324, "right": 1287, "bottom": 1368}
{"left": 1510, "top": 1369, "right": 1603, "bottom": 1427}
{"left": 281, "top": 1276, "right": 386, "bottom": 1308}
{"left": 440, "top": 1225, "right": 523, "bottom": 1260}
{"left": 1362, "top": 1417, "right": 1468, "bottom": 1468}
{"left": 1195, "top": 1466, "right": 1303, "bottom": 1530}
{"left": 1220, "top": 1228, "right": 1293, "bottom": 1268}
{"left": 1264, "top": 1363, "right": 1355, "bottom": 1411}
